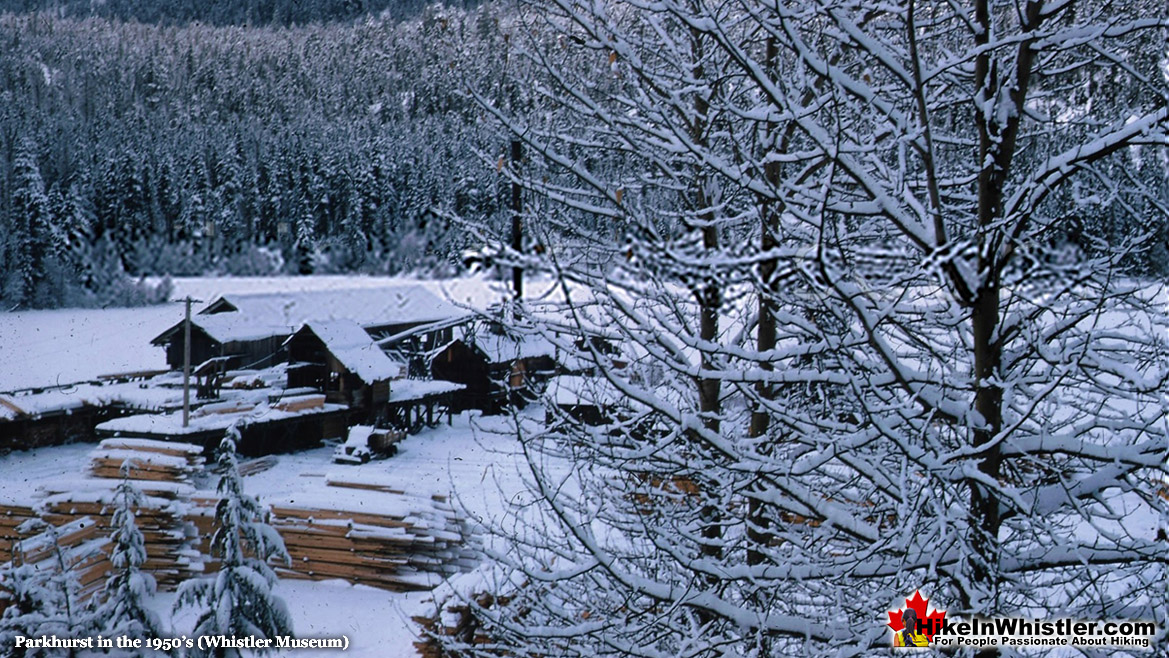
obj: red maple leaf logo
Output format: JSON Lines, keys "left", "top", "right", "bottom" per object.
{"left": 887, "top": 590, "right": 947, "bottom": 641}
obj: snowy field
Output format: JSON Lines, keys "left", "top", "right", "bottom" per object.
{"left": 0, "top": 275, "right": 540, "bottom": 657}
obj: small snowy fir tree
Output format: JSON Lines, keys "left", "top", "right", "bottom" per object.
{"left": 175, "top": 423, "right": 293, "bottom": 657}
{"left": 93, "top": 470, "right": 169, "bottom": 655}
{"left": 0, "top": 520, "right": 99, "bottom": 658}
{"left": 0, "top": 560, "right": 60, "bottom": 658}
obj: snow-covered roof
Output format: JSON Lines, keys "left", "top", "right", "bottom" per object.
{"left": 389, "top": 379, "right": 465, "bottom": 402}
{"left": 465, "top": 331, "right": 557, "bottom": 364}
{"left": 0, "top": 382, "right": 186, "bottom": 421}
{"left": 150, "top": 312, "right": 295, "bottom": 346}
{"left": 96, "top": 399, "right": 346, "bottom": 436}
{"left": 201, "top": 286, "right": 469, "bottom": 330}
{"left": 291, "top": 319, "right": 401, "bottom": 383}
{"left": 151, "top": 286, "right": 472, "bottom": 348}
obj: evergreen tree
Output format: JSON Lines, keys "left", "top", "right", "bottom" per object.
{"left": 8, "top": 140, "right": 51, "bottom": 308}
{"left": 0, "top": 560, "right": 60, "bottom": 658}
{"left": 93, "top": 473, "right": 169, "bottom": 655}
{"left": 442, "top": 1, "right": 1169, "bottom": 656}
{"left": 293, "top": 211, "right": 316, "bottom": 275}
{"left": 0, "top": 520, "right": 99, "bottom": 658}
{"left": 175, "top": 423, "right": 292, "bottom": 658}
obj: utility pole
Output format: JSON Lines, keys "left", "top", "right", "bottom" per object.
{"left": 181, "top": 296, "right": 200, "bottom": 428}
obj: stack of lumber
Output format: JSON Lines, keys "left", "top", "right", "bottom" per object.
{"left": 27, "top": 437, "right": 209, "bottom": 589}
{"left": 89, "top": 438, "right": 205, "bottom": 483}
{"left": 186, "top": 494, "right": 220, "bottom": 573}
{"left": 261, "top": 476, "right": 479, "bottom": 592}
{"left": 39, "top": 491, "right": 198, "bottom": 590}
{"left": 2, "top": 517, "right": 112, "bottom": 603}
{"left": 192, "top": 399, "right": 255, "bottom": 417}
{"left": 0, "top": 501, "right": 39, "bottom": 562}
{"left": 238, "top": 455, "right": 278, "bottom": 477}
{"left": 272, "top": 393, "right": 325, "bottom": 413}
{"left": 0, "top": 438, "right": 207, "bottom": 603}
{"left": 412, "top": 591, "right": 513, "bottom": 658}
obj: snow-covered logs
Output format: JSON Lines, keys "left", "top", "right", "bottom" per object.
{"left": 2, "top": 438, "right": 479, "bottom": 603}
{"left": 263, "top": 476, "right": 479, "bottom": 592}
{"left": 88, "top": 437, "right": 205, "bottom": 483}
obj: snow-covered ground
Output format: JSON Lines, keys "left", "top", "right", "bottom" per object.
{"left": 0, "top": 275, "right": 541, "bottom": 657}
{"left": 0, "top": 275, "right": 518, "bottom": 392}
{"left": 1, "top": 406, "right": 534, "bottom": 657}
{"left": 181, "top": 414, "right": 531, "bottom": 657}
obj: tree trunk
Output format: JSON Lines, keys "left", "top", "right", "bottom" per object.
{"left": 748, "top": 34, "right": 781, "bottom": 569}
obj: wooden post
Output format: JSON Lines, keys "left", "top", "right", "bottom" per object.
{"left": 180, "top": 296, "right": 202, "bottom": 427}
{"left": 183, "top": 296, "right": 192, "bottom": 428}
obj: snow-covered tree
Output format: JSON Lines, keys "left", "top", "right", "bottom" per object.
{"left": 93, "top": 473, "right": 169, "bottom": 655}
{"left": 0, "top": 559, "right": 63, "bottom": 658}
{"left": 175, "top": 423, "right": 292, "bottom": 657}
{"left": 0, "top": 520, "right": 100, "bottom": 658}
{"left": 7, "top": 139, "right": 54, "bottom": 308}
{"left": 443, "top": 1, "right": 1169, "bottom": 656}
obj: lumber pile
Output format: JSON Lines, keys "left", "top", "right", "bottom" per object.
{"left": 238, "top": 455, "right": 278, "bottom": 477}
{"left": 263, "top": 477, "right": 478, "bottom": 592}
{"left": 412, "top": 591, "right": 514, "bottom": 658}
{"left": 0, "top": 502, "right": 39, "bottom": 561}
{"left": 13, "top": 438, "right": 209, "bottom": 591}
{"left": 186, "top": 494, "right": 220, "bottom": 573}
{"left": 192, "top": 399, "right": 256, "bottom": 417}
{"left": 272, "top": 393, "right": 325, "bottom": 413}
{"left": 89, "top": 438, "right": 205, "bottom": 483}
{"left": 2, "top": 517, "right": 112, "bottom": 603}
{"left": 3, "top": 435, "right": 481, "bottom": 602}
{"left": 40, "top": 492, "right": 199, "bottom": 590}
{"left": 0, "top": 437, "right": 209, "bottom": 605}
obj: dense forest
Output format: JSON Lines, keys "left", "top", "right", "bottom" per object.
{"left": 2, "top": 0, "right": 1164, "bottom": 309}
{"left": 0, "top": 3, "right": 509, "bottom": 308}
{"left": 4, "top": 0, "right": 485, "bottom": 27}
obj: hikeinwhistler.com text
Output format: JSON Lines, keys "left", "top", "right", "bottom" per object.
{"left": 922, "top": 617, "right": 1157, "bottom": 649}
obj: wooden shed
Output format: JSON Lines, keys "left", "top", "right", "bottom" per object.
{"left": 430, "top": 339, "right": 497, "bottom": 413}
{"left": 153, "top": 285, "right": 470, "bottom": 380}
{"left": 284, "top": 320, "right": 400, "bottom": 419}
{"left": 150, "top": 313, "right": 292, "bottom": 372}
{"left": 430, "top": 328, "right": 557, "bottom": 413}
